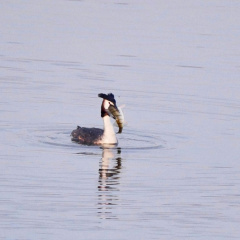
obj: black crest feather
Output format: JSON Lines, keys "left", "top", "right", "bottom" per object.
{"left": 98, "top": 93, "right": 116, "bottom": 106}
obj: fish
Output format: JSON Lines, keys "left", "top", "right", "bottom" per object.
{"left": 108, "top": 104, "right": 124, "bottom": 134}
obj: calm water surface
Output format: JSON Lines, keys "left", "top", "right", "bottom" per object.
{"left": 1, "top": 1, "right": 240, "bottom": 239}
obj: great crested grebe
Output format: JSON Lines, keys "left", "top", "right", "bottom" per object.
{"left": 71, "top": 93, "right": 123, "bottom": 145}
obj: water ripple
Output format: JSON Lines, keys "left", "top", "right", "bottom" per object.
{"left": 31, "top": 126, "right": 164, "bottom": 152}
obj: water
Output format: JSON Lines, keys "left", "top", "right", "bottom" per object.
{"left": 1, "top": 1, "right": 240, "bottom": 239}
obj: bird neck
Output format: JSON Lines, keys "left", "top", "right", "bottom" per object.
{"left": 102, "top": 115, "right": 117, "bottom": 144}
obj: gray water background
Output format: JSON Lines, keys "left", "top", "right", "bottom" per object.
{"left": 1, "top": 1, "right": 240, "bottom": 239}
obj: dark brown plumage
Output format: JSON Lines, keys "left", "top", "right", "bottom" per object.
{"left": 71, "top": 126, "right": 104, "bottom": 145}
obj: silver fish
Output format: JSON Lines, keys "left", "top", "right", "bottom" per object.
{"left": 108, "top": 105, "right": 124, "bottom": 133}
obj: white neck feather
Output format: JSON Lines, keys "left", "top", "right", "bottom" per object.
{"left": 101, "top": 115, "right": 117, "bottom": 144}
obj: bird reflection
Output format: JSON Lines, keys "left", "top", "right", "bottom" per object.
{"left": 97, "top": 146, "right": 122, "bottom": 219}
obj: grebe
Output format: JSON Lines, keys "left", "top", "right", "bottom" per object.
{"left": 71, "top": 93, "right": 123, "bottom": 145}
